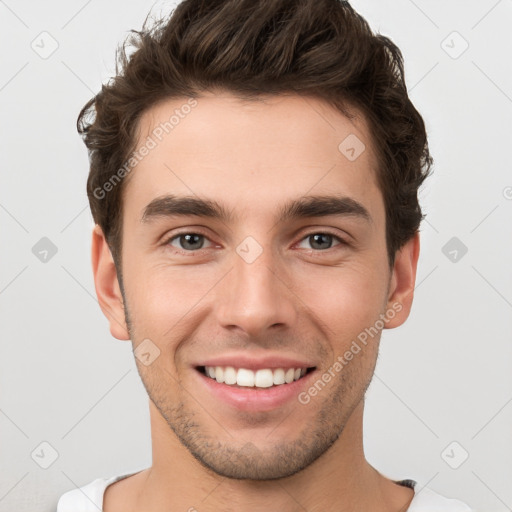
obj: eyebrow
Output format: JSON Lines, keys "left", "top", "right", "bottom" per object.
{"left": 141, "top": 194, "right": 371, "bottom": 224}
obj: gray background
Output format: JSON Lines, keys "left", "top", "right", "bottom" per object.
{"left": 1, "top": 1, "right": 511, "bottom": 511}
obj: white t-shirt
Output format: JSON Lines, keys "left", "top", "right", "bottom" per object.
{"left": 56, "top": 471, "right": 475, "bottom": 512}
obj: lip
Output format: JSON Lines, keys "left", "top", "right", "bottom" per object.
{"left": 194, "top": 366, "right": 317, "bottom": 412}
{"left": 194, "top": 353, "right": 316, "bottom": 371}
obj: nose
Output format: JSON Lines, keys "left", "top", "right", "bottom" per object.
{"left": 215, "top": 244, "right": 298, "bottom": 339}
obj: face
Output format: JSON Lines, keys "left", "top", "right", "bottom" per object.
{"left": 93, "top": 92, "right": 418, "bottom": 480}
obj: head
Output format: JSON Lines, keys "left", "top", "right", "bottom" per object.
{"left": 81, "top": 0, "right": 432, "bottom": 480}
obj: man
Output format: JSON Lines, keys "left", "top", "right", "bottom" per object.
{"left": 57, "top": 0, "right": 475, "bottom": 510}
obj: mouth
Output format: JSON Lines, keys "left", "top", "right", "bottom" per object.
{"left": 192, "top": 355, "right": 319, "bottom": 411}
{"left": 196, "top": 365, "right": 317, "bottom": 389}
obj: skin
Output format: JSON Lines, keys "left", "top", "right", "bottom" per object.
{"left": 92, "top": 92, "right": 420, "bottom": 512}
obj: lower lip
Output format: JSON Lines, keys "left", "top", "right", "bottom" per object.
{"left": 195, "top": 368, "right": 316, "bottom": 412}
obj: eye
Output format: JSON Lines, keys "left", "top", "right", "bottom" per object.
{"left": 163, "top": 230, "right": 348, "bottom": 255}
{"left": 296, "top": 232, "right": 347, "bottom": 251}
{"left": 166, "top": 232, "right": 214, "bottom": 252}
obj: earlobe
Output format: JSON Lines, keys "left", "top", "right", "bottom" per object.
{"left": 91, "top": 225, "right": 130, "bottom": 340}
{"left": 384, "top": 232, "right": 420, "bottom": 329}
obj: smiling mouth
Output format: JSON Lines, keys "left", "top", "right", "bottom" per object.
{"left": 196, "top": 365, "right": 316, "bottom": 389}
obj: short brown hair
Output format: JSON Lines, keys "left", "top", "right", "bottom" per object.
{"left": 77, "top": 0, "right": 432, "bottom": 269}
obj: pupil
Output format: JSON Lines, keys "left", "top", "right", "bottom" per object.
{"left": 310, "top": 233, "right": 332, "bottom": 250}
{"left": 181, "top": 234, "right": 203, "bottom": 250}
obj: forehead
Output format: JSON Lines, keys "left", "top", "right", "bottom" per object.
{"left": 123, "top": 92, "right": 382, "bottom": 224}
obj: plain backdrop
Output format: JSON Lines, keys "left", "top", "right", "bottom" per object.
{"left": 1, "top": 1, "right": 511, "bottom": 511}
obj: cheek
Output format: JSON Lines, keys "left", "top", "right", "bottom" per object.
{"left": 297, "top": 262, "right": 389, "bottom": 339}
{"left": 124, "top": 263, "right": 215, "bottom": 339}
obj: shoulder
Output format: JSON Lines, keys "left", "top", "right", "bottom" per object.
{"left": 56, "top": 471, "right": 141, "bottom": 512}
{"left": 56, "top": 476, "right": 114, "bottom": 512}
{"left": 407, "top": 486, "right": 475, "bottom": 512}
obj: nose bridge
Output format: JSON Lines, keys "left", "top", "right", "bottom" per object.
{"left": 216, "top": 236, "right": 296, "bottom": 336}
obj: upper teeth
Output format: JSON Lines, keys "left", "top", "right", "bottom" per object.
{"left": 205, "top": 366, "right": 307, "bottom": 388}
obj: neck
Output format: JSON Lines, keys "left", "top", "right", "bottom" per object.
{"left": 130, "top": 399, "right": 413, "bottom": 512}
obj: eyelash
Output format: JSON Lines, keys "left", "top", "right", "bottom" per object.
{"left": 162, "top": 230, "right": 349, "bottom": 255}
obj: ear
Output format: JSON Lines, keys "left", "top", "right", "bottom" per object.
{"left": 91, "top": 224, "right": 130, "bottom": 340}
{"left": 384, "top": 231, "right": 420, "bottom": 329}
